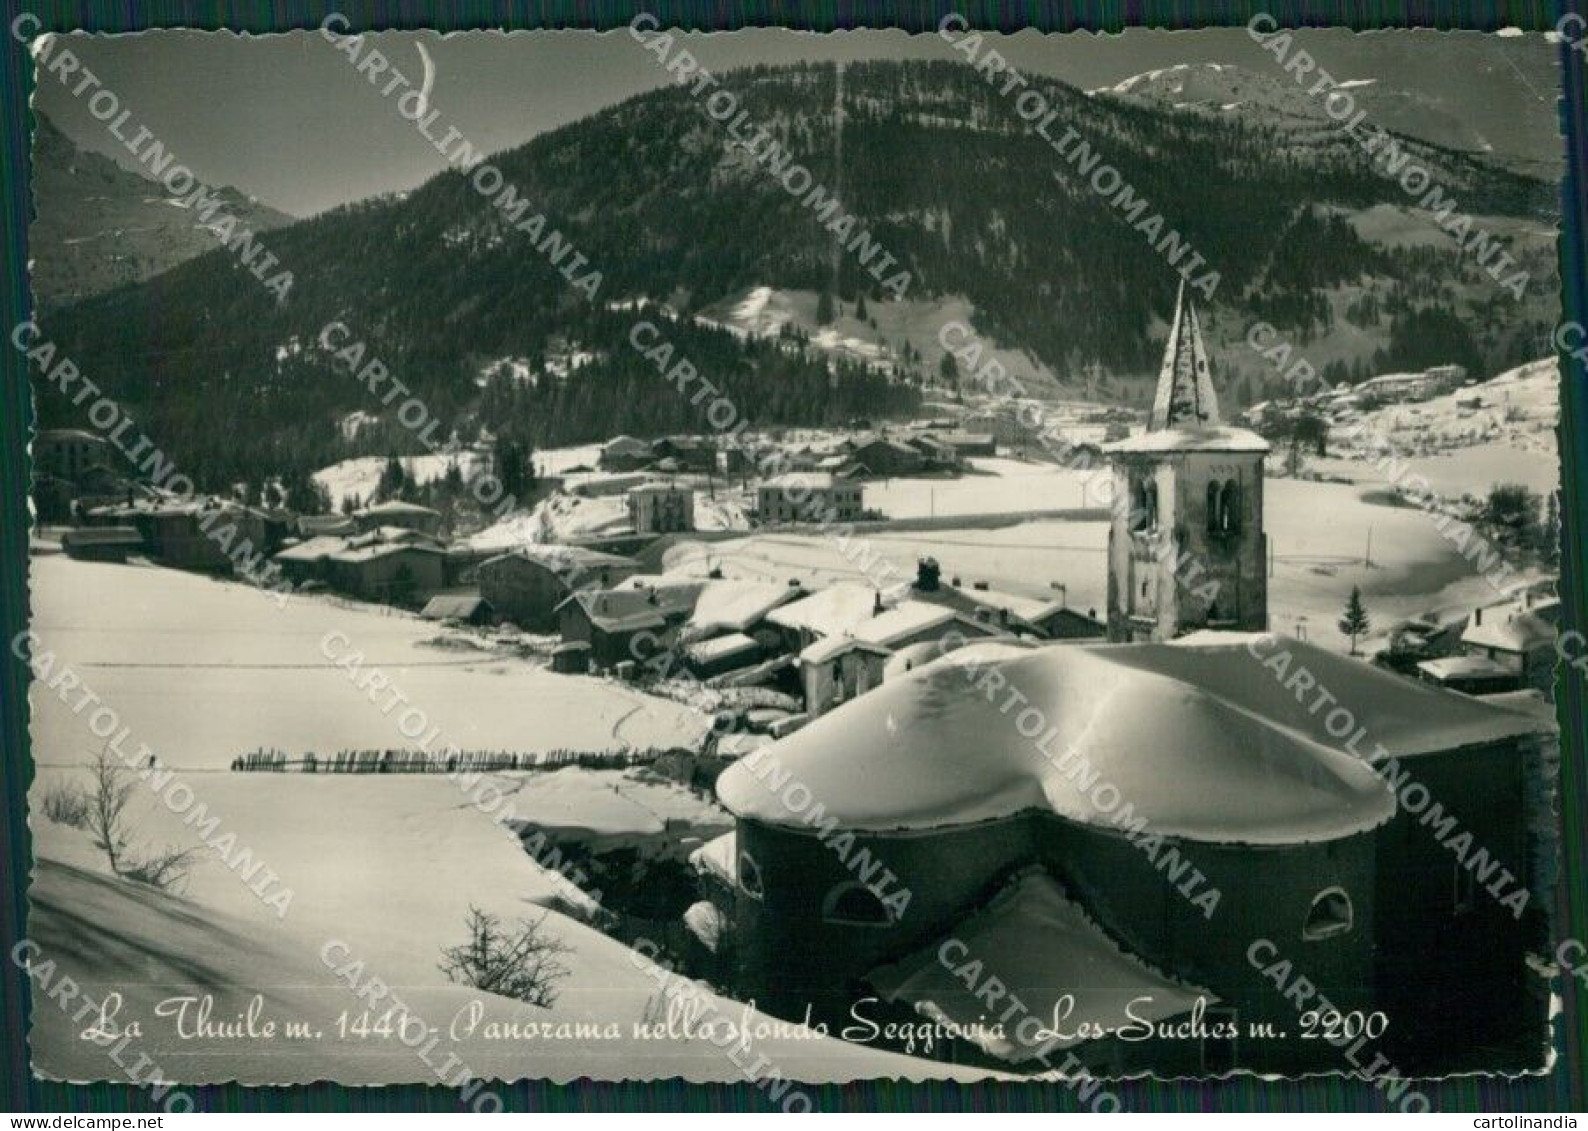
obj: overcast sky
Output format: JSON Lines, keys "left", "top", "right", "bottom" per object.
{"left": 31, "top": 26, "right": 1561, "bottom": 218}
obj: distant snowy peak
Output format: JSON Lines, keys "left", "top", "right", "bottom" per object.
{"left": 1092, "top": 63, "right": 1325, "bottom": 120}
{"left": 1091, "top": 62, "right": 1500, "bottom": 163}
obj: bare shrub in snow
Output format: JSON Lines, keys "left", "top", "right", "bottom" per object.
{"left": 82, "top": 745, "right": 205, "bottom": 892}
{"left": 86, "top": 743, "right": 137, "bottom": 874}
{"left": 122, "top": 845, "right": 205, "bottom": 894}
{"left": 439, "top": 907, "right": 572, "bottom": 1007}
{"left": 39, "top": 780, "right": 90, "bottom": 829}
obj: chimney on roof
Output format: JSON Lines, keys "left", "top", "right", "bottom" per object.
{"left": 1474, "top": 606, "right": 1483, "bottom": 625}
{"left": 646, "top": 587, "right": 658, "bottom": 605}
{"left": 951, "top": 576, "right": 962, "bottom": 588}
{"left": 873, "top": 590, "right": 883, "bottom": 614}
{"left": 788, "top": 578, "right": 800, "bottom": 587}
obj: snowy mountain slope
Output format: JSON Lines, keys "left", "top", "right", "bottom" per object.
{"left": 29, "top": 115, "right": 294, "bottom": 308}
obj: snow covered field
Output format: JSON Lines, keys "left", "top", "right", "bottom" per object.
{"left": 866, "top": 459, "right": 1103, "bottom": 520}
{"left": 27, "top": 555, "right": 709, "bottom": 770}
{"left": 668, "top": 473, "right": 1549, "bottom": 654}
{"left": 26, "top": 552, "right": 993, "bottom": 1084}
{"left": 27, "top": 767, "right": 991, "bottom": 1085}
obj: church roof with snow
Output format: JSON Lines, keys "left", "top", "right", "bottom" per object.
{"left": 717, "top": 635, "right": 1547, "bottom": 843}
{"left": 1105, "top": 282, "right": 1269, "bottom": 456}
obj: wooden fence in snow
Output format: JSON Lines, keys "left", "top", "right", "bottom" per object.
{"left": 230, "top": 746, "right": 664, "bottom": 774}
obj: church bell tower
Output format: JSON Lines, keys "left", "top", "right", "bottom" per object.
{"left": 1103, "top": 282, "right": 1270, "bottom": 643}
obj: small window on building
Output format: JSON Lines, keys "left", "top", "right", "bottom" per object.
{"left": 738, "top": 851, "right": 765, "bottom": 900}
{"left": 1302, "top": 886, "right": 1353, "bottom": 940}
{"left": 1454, "top": 862, "right": 1476, "bottom": 915}
{"left": 822, "top": 881, "right": 895, "bottom": 927}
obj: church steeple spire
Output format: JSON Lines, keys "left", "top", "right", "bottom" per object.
{"left": 1149, "top": 280, "right": 1220, "bottom": 430}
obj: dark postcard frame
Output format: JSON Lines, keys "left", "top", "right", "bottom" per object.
{"left": 1, "top": 0, "right": 1584, "bottom": 1113}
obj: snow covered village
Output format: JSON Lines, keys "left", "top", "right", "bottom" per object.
{"left": 16, "top": 23, "right": 1571, "bottom": 1090}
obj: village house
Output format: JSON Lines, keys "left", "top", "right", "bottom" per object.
{"left": 960, "top": 409, "right": 1034, "bottom": 449}
{"left": 1104, "top": 283, "right": 1270, "bottom": 643}
{"left": 1355, "top": 365, "right": 1467, "bottom": 407}
{"left": 477, "top": 546, "right": 639, "bottom": 630}
{"left": 905, "top": 432, "right": 960, "bottom": 469}
{"left": 60, "top": 526, "right": 142, "bottom": 563}
{"left": 756, "top": 473, "right": 864, "bottom": 525}
{"left": 680, "top": 580, "right": 803, "bottom": 650}
{"left": 599, "top": 435, "right": 654, "bottom": 471}
{"left": 935, "top": 431, "right": 997, "bottom": 458}
{"left": 684, "top": 633, "right": 765, "bottom": 680}
{"left": 651, "top": 435, "right": 717, "bottom": 473}
{"left": 86, "top": 497, "right": 277, "bottom": 574}
{"left": 32, "top": 428, "right": 124, "bottom": 521}
{"left": 854, "top": 599, "right": 996, "bottom": 652}
{"left": 703, "top": 633, "right": 1550, "bottom": 1075}
{"left": 1460, "top": 593, "right": 1561, "bottom": 695}
{"left": 717, "top": 445, "right": 755, "bottom": 478}
{"left": 556, "top": 587, "right": 689, "bottom": 670}
{"left": 352, "top": 500, "right": 444, "bottom": 537}
{"left": 297, "top": 514, "right": 358, "bottom": 539}
{"left": 765, "top": 584, "right": 886, "bottom": 654}
{"left": 324, "top": 540, "right": 445, "bottom": 605}
{"left": 34, "top": 428, "right": 114, "bottom": 482}
{"left": 1024, "top": 601, "right": 1108, "bottom": 641}
{"left": 798, "top": 636, "right": 891, "bottom": 717}
{"left": 1415, "top": 654, "right": 1524, "bottom": 696}
{"left": 274, "top": 526, "right": 445, "bottom": 597}
{"left": 848, "top": 436, "right": 926, "bottom": 479}
{"left": 627, "top": 482, "right": 695, "bottom": 534}
{"left": 419, "top": 591, "right": 494, "bottom": 625}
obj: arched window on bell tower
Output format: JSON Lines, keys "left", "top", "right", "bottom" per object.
{"left": 1131, "top": 474, "right": 1159, "bottom": 533}
{"left": 1207, "top": 478, "right": 1242, "bottom": 535}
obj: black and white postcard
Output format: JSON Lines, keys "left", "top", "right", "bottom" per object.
{"left": 10, "top": 15, "right": 1583, "bottom": 1110}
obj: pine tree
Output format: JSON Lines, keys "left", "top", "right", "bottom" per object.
{"left": 1338, "top": 586, "right": 1371, "bottom": 656}
{"left": 939, "top": 351, "right": 959, "bottom": 389}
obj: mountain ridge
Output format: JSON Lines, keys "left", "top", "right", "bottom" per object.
{"left": 31, "top": 58, "right": 1560, "bottom": 489}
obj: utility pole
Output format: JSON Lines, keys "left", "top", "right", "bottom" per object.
{"left": 1365, "top": 525, "right": 1374, "bottom": 568}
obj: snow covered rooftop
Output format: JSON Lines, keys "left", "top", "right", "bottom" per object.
{"left": 610, "top": 575, "right": 706, "bottom": 617}
{"left": 483, "top": 544, "right": 637, "bottom": 579}
{"left": 326, "top": 541, "right": 444, "bottom": 565}
{"left": 273, "top": 535, "right": 347, "bottom": 562}
{"left": 800, "top": 635, "right": 891, "bottom": 666}
{"left": 685, "top": 580, "right": 801, "bottom": 637}
{"left": 1461, "top": 597, "right": 1560, "bottom": 654}
{"left": 685, "top": 632, "right": 760, "bottom": 665}
{"left": 719, "top": 635, "right": 1544, "bottom": 842}
{"left": 869, "top": 870, "right": 1210, "bottom": 1064}
{"left": 689, "top": 831, "right": 738, "bottom": 886}
{"left": 762, "top": 472, "right": 845, "bottom": 491}
{"left": 560, "top": 589, "right": 669, "bottom": 633}
{"left": 1416, "top": 655, "right": 1517, "bottom": 681}
{"left": 854, "top": 600, "right": 959, "bottom": 648}
{"left": 766, "top": 584, "right": 884, "bottom": 638}
{"left": 1104, "top": 424, "right": 1270, "bottom": 455}
{"left": 356, "top": 500, "right": 441, "bottom": 518}
{"left": 684, "top": 900, "right": 729, "bottom": 953}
